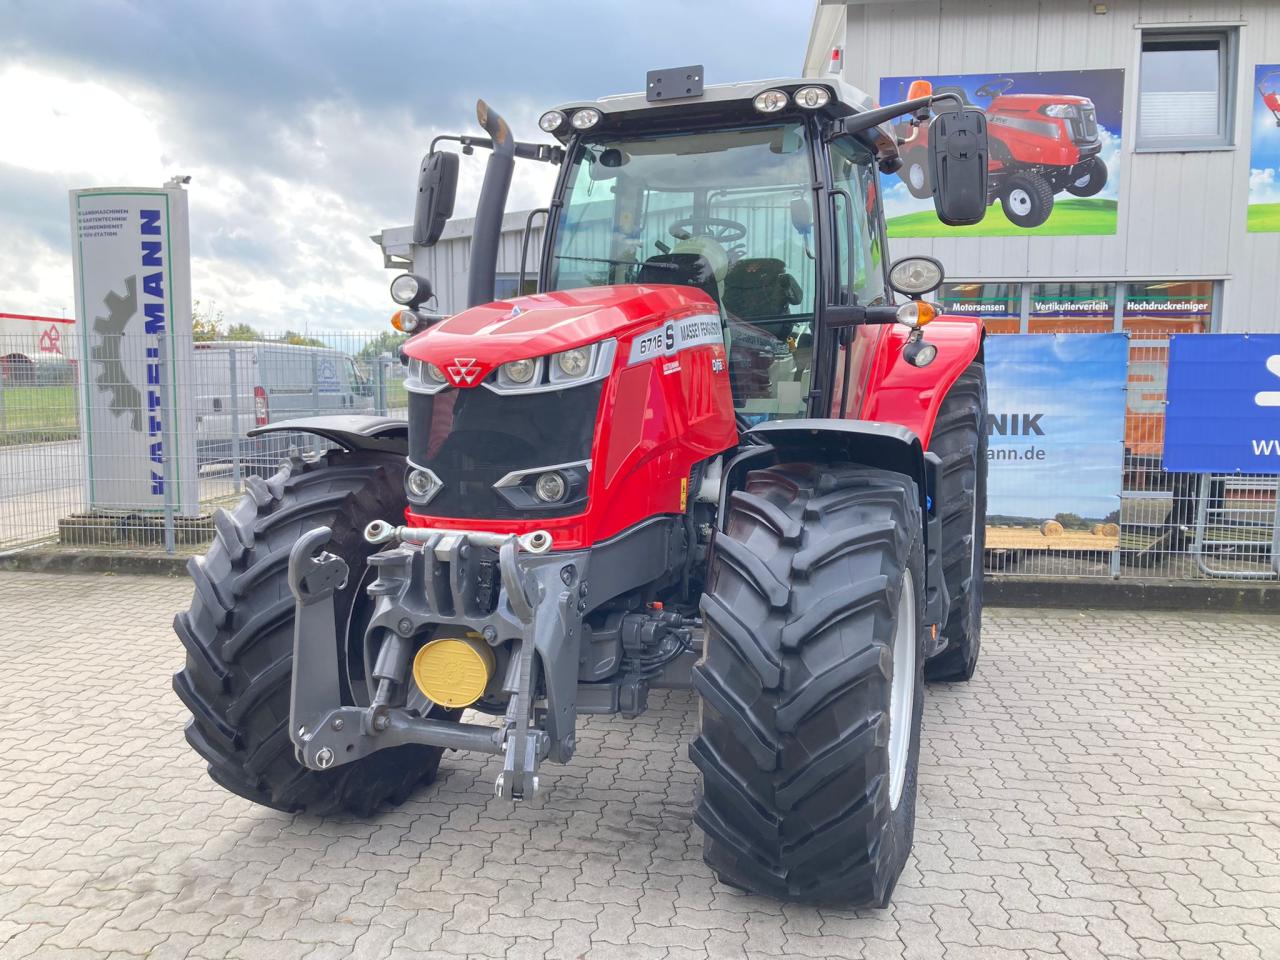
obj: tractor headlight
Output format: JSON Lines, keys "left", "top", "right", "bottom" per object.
{"left": 500, "top": 357, "right": 539, "bottom": 385}
{"left": 571, "top": 108, "right": 601, "bottom": 130}
{"left": 1041, "top": 104, "right": 1079, "bottom": 119}
{"left": 888, "top": 256, "right": 945, "bottom": 297}
{"left": 555, "top": 347, "right": 591, "bottom": 378}
{"left": 405, "top": 467, "right": 442, "bottom": 504}
{"left": 390, "top": 273, "right": 432, "bottom": 308}
{"left": 539, "top": 110, "right": 565, "bottom": 133}
{"left": 793, "top": 86, "right": 831, "bottom": 109}
{"left": 753, "top": 89, "right": 788, "bottom": 113}
{"left": 485, "top": 339, "right": 617, "bottom": 394}
{"left": 534, "top": 471, "right": 567, "bottom": 503}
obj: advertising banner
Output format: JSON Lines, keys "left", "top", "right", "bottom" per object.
{"left": 1248, "top": 64, "right": 1280, "bottom": 233}
{"left": 70, "top": 186, "right": 197, "bottom": 513}
{"left": 879, "top": 69, "right": 1124, "bottom": 238}
{"left": 1164, "top": 334, "right": 1280, "bottom": 474}
{"left": 985, "top": 334, "right": 1128, "bottom": 550}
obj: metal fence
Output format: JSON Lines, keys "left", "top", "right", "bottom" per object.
{"left": 0, "top": 328, "right": 1275, "bottom": 580}
{"left": 0, "top": 331, "right": 409, "bottom": 552}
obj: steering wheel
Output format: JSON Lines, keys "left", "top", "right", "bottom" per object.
{"left": 669, "top": 217, "right": 747, "bottom": 244}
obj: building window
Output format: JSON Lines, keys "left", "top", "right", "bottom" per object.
{"left": 1137, "top": 29, "right": 1238, "bottom": 151}
{"left": 1028, "top": 282, "right": 1116, "bottom": 332}
{"left": 939, "top": 282, "right": 1021, "bottom": 334}
{"left": 1122, "top": 280, "right": 1215, "bottom": 335}
{"left": 493, "top": 273, "right": 538, "bottom": 300}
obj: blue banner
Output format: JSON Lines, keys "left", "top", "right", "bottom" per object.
{"left": 985, "top": 334, "right": 1128, "bottom": 548}
{"left": 1164, "top": 334, "right": 1280, "bottom": 474}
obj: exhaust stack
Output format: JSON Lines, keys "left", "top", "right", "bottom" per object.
{"left": 467, "top": 99, "right": 516, "bottom": 308}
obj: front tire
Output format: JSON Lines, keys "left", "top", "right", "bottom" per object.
{"left": 1000, "top": 171, "right": 1054, "bottom": 228}
{"left": 1065, "top": 156, "right": 1108, "bottom": 197}
{"left": 925, "top": 364, "right": 987, "bottom": 682}
{"left": 172, "top": 451, "right": 452, "bottom": 816}
{"left": 692, "top": 463, "right": 927, "bottom": 905}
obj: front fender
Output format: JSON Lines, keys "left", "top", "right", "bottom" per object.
{"left": 859, "top": 316, "right": 984, "bottom": 449}
{"left": 248, "top": 415, "right": 408, "bottom": 456}
{"left": 722, "top": 419, "right": 949, "bottom": 631}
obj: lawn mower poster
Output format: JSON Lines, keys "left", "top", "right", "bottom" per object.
{"left": 984, "top": 333, "right": 1127, "bottom": 552}
{"left": 880, "top": 69, "right": 1123, "bottom": 237}
{"left": 1248, "top": 64, "right": 1280, "bottom": 233}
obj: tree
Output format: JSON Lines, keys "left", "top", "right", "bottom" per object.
{"left": 281, "top": 330, "right": 328, "bottom": 348}
{"left": 357, "top": 331, "right": 409, "bottom": 360}
{"left": 224, "top": 322, "right": 261, "bottom": 342}
{"left": 1053, "top": 512, "right": 1087, "bottom": 531}
{"left": 192, "top": 300, "right": 224, "bottom": 342}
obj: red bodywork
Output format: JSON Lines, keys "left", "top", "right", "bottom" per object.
{"left": 402, "top": 285, "right": 738, "bottom": 550}
{"left": 401, "top": 285, "right": 983, "bottom": 550}
{"left": 984, "top": 94, "right": 1096, "bottom": 169}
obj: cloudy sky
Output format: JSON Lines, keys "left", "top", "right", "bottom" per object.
{"left": 0, "top": 1, "right": 811, "bottom": 332}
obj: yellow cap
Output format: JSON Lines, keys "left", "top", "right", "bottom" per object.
{"left": 411, "top": 636, "right": 496, "bottom": 708}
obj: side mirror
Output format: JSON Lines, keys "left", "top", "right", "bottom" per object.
{"left": 412, "top": 151, "right": 459, "bottom": 246}
{"left": 928, "top": 107, "right": 988, "bottom": 226}
{"left": 789, "top": 197, "right": 812, "bottom": 236}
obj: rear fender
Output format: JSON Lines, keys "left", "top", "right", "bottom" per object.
{"left": 858, "top": 316, "right": 984, "bottom": 448}
{"left": 722, "top": 420, "right": 949, "bottom": 630}
{"left": 248, "top": 415, "right": 408, "bottom": 456}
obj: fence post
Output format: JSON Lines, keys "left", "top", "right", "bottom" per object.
{"left": 374, "top": 354, "right": 388, "bottom": 416}
{"left": 310, "top": 351, "right": 321, "bottom": 457}
{"left": 228, "top": 347, "right": 242, "bottom": 496}
{"left": 0, "top": 368, "right": 6, "bottom": 433}
{"left": 158, "top": 329, "right": 177, "bottom": 555}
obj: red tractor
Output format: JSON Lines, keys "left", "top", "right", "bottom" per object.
{"left": 1261, "top": 70, "right": 1280, "bottom": 127}
{"left": 899, "top": 77, "right": 1107, "bottom": 228}
{"left": 173, "top": 71, "right": 991, "bottom": 906}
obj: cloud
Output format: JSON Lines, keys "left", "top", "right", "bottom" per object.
{"left": 1249, "top": 167, "right": 1280, "bottom": 206}
{"left": 0, "top": 2, "right": 811, "bottom": 332}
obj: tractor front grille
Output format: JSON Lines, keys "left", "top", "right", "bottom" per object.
{"left": 406, "top": 383, "right": 603, "bottom": 520}
{"left": 1069, "top": 107, "right": 1099, "bottom": 144}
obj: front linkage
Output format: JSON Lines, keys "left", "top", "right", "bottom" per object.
{"left": 287, "top": 517, "right": 697, "bottom": 800}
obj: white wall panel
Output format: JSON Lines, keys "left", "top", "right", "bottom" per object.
{"left": 839, "top": 0, "right": 1280, "bottom": 332}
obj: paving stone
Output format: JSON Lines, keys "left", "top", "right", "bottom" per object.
{"left": 1, "top": 572, "right": 1278, "bottom": 959}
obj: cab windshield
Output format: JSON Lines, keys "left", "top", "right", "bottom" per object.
{"left": 547, "top": 122, "right": 819, "bottom": 420}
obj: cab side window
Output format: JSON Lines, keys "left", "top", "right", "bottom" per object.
{"left": 829, "top": 138, "right": 887, "bottom": 307}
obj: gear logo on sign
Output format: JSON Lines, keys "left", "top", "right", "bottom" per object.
{"left": 90, "top": 275, "right": 144, "bottom": 432}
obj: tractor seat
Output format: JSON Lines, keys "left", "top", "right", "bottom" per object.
{"left": 723, "top": 258, "right": 803, "bottom": 321}
{"left": 637, "top": 253, "right": 722, "bottom": 309}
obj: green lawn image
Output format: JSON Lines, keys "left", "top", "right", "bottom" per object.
{"left": 1247, "top": 203, "right": 1280, "bottom": 233}
{"left": 887, "top": 198, "right": 1117, "bottom": 238}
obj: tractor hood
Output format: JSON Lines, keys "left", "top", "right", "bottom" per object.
{"left": 401, "top": 284, "right": 719, "bottom": 378}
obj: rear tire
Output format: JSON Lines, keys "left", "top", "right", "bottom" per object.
{"left": 692, "top": 463, "right": 927, "bottom": 905}
{"left": 925, "top": 364, "right": 987, "bottom": 683}
{"left": 172, "top": 451, "right": 452, "bottom": 816}
{"left": 901, "top": 149, "right": 933, "bottom": 199}
{"left": 1000, "top": 172, "right": 1054, "bottom": 228}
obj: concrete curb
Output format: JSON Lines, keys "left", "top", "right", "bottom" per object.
{"left": 0, "top": 547, "right": 191, "bottom": 577}
{"left": 985, "top": 576, "right": 1280, "bottom": 614}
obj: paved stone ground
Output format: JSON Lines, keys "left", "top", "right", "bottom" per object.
{"left": 1, "top": 571, "right": 1278, "bottom": 960}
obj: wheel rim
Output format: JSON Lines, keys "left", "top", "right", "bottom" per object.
{"left": 1073, "top": 173, "right": 1091, "bottom": 188}
{"left": 888, "top": 569, "right": 917, "bottom": 811}
{"left": 909, "top": 164, "right": 925, "bottom": 190}
{"left": 1007, "top": 188, "right": 1032, "bottom": 216}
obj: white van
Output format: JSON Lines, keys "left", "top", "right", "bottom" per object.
{"left": 192, "top": 341, "right": 374, "bottom": 473}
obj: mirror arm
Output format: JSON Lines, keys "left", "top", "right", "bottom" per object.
{"left": 833, "top": 91, "right": 967, "bottom": 139}
{"left": 823, "top": 304, "right": 901, "bottom": 329}
{"left": 429, "top": 133, "right": 563, "bottom": 165}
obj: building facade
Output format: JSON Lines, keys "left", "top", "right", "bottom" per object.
{"left": 806, "top": 0, "right": 1280, "bottom": 336}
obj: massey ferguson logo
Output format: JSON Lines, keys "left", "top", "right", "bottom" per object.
{"left": 446, "top": 357, "right": 481, "bottom": 386}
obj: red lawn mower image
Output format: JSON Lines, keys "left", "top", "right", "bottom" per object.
{"left": 1261, "top": 71, "right": 1280, "bottom": 127}
{"left": 898, "top": 77, "right": 1108, "bottom": 228}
